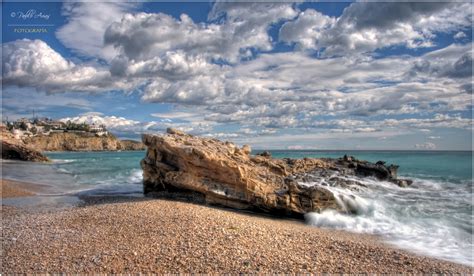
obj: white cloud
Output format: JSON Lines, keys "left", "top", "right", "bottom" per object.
{"left": 56, "top": 1, "right": 138, "bottom": 61}
{"left": 59, "top": 110, "right": 216, "bottom": 137}
{"left": 414, "top": 142, "right": 437, "bottom": 150}
{"left": 61, "top": 112, "right": 140, "bottom": 129}
{"left": 105, "top": 3, "right": 297, "bottom": 64}
{"left": 280, "top": 2, "right": 472, "bottom": 55}
{"left": 2, "top": 39, "right": 135, "bottom": 93}
{"left": 140, "top": 46, "right": 470, "bottom": 128}
{"left": 280, "top": 9, "right": 335, "bottom": 50}
{"left": 454, "top": 31, "right": 467, "bottom": 39}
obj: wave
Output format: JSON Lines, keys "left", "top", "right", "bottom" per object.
{"left": 127, "top": 169, "right": 143, "bottom": 184}
{"left": 303, "top": 174, "right": 473, "bottom": 266}
{"left": 51, "top": 159, "right": 76, "bottom": 164}
{"left": 73, "top": 169, "right": 144, "bottom": 196}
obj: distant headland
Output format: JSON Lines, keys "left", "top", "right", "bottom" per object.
{"left": 1, "top": 118, "right": 145, "bottom": 161}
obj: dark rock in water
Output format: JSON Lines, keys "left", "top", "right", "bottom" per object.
{"left": 391, "top": 179, "right": 413, "bottom": 188}
{"left": 328, "top": 156, "right": 410, "bottom": 187}
{"left": 356, "top": 162, "right": 395, "bottom": 180}
{"left": 141, "top": 130, "right": 413, "bottom": 218}
{"left": 257, "top": 151, "right": 272, "bottom": 158}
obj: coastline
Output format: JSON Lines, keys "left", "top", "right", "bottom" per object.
{"left": 1, "top": 178, "right": 471, "bottom": 273}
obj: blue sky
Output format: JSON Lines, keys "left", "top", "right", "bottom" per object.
{"left": 1, "top": 1, "right": 473, "bottom": 150}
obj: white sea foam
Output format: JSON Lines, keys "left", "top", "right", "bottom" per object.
{"left": 51, "top": 159, "right": 76, "bottom": 164}
{"left": 304, "top": 175, "right": 473, "bottom": 266}
{"left": 57, "top": 168, "right": 72, "bottom": 174}
{"left": 127, "top": 169, "right": 143, "bottom": 184}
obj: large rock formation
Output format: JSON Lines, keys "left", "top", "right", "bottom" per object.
{"left": 24, "top": 133, "right": 145, "bottom": 152}
{"left": 1, "top": 127, "right": 49, "bottom": 162}
{"left": 141, "top": 129, "right": 412, "bottom": 217}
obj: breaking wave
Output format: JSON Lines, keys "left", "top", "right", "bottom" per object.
{"left": 303, "top": 175, "right": 473, "bottom": 266}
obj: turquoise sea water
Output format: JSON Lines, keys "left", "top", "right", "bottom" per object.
{"left": 2, "top": 150, "right": 472, "bottom": 266}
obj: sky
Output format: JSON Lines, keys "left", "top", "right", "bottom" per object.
{"left": 1, "top": 1, "right": 473, "bottom": 150}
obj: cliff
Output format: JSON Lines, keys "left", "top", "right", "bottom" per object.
{"left": 120, "top": 139, "right": 147, "bottom": 151}
{"left": 141, "top": 128, "right": 411, "bottom": 218}
{"left": 1, "top": 127, "right": 49, "bottom": 162}
{"left": 24, "top": 133, "right": 145, "bottom": 152}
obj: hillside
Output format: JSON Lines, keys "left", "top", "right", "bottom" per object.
{"left": 1, "top": 127, "right": 49, "bottom": 162}
{"left": 23, "top": 133, "right": 145, "bottom": 152}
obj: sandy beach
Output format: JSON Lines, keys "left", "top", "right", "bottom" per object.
{"left": 1, "top": 179, "right": 472, "bottom": 274}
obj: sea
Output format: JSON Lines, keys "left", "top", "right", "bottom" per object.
{"left": 1, "top": 150, "right": 472, "bottom": 266}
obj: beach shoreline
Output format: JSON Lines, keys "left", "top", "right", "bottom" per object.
{"left": 1, "top": 178, "right": 472, "bottom": 273}
{"left": 1, "top": 178, "right": 51, "bottom": 198}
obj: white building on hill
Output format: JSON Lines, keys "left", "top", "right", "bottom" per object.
{"left": 89, "top": 124, "right": 108, "bottom": 136}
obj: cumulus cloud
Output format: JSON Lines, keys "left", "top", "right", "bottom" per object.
{"left": 100, "top": 3, "right": 298, "bottom": 103}
{"left": 2, "top": 39, "right": 136, "bottom": 93}
{"left": 414, "top": 142, "right": 437, "bottom": 150}
{"left": 280, "top": 2, "right": 472, "bottom": 55}
{"left": 408, "top": 43, "right": 473, "bottom": 80}
{"left": 60, "top": 111, "right": 215, "bottom": 137}
{"left": 105, "top": 3, "right": 297, "bottom": 64}
{"left": 454, "top": 31, "right": 467, "bottom": 40}
{"left": 56, "top": 1, "right": 138, "bottom": 60}
{"left": 139, "top": 47, "right": 470, "bottom": 128}
{"left": 61, "top": 112, "right": 141, "bottom": 130}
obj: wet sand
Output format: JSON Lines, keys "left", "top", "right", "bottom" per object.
{"left": 1, "top": 179, "right": 48, "bottom": 198}
{"left": 1, "top": 179, "right": 472, "bottom": 273}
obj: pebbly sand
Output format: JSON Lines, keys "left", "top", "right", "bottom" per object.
{"left": 1, "top": 179, "right": 472, "bottom": 273}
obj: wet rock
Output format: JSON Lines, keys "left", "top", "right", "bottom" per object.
{"left": 257, "top": 151, "right": 272, "bottom": 158}
{"left": 141, "top": 130, "right": 412, "bottom": 217}
{"left": 391, "top": 179, "right": 413, "bottom": 188}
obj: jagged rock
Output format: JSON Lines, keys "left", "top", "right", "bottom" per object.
{"left": 257, "top": 151, "right": 272, "bottom": 158}
{"left": 141, "top": 131, "right": 412, "bottom": 217}
{"left": 166, "top": 127, "right": 187, "bottom": 136}
{"left": 242, "top": 144, "right": 251, "bottom": 155}
{"left": 329, "top": 157, "right": 411, "bottom": 187}
{"left": 141, "top": 132, "right": 337, "bottom": 217}
{"left": 119, "top": 140, "right": 146, "bottom": 151}
{"left": 392, "top": 179, "right": 413, "bottom": 188}
{"left": 1, "top": 127, "right": 49, "bottom": 162}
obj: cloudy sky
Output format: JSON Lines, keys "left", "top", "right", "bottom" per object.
{"left": 2, "top": 1, "right": 473, "bottom": 150}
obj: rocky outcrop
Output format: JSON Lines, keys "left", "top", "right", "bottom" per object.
{"left": 24, "top": 133, "right": 145, "bottom": 152}
{"left": 141, "top": 129, "right": 412, "bottom": 217}
{"left": 1, "top": 128, "right": 49, "bottom": 162}
{"left": 327, "top": 155, "right": 413, "bottom": 187}
{"left": 120, "top": 139, "right": 147, "bottom": 151}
